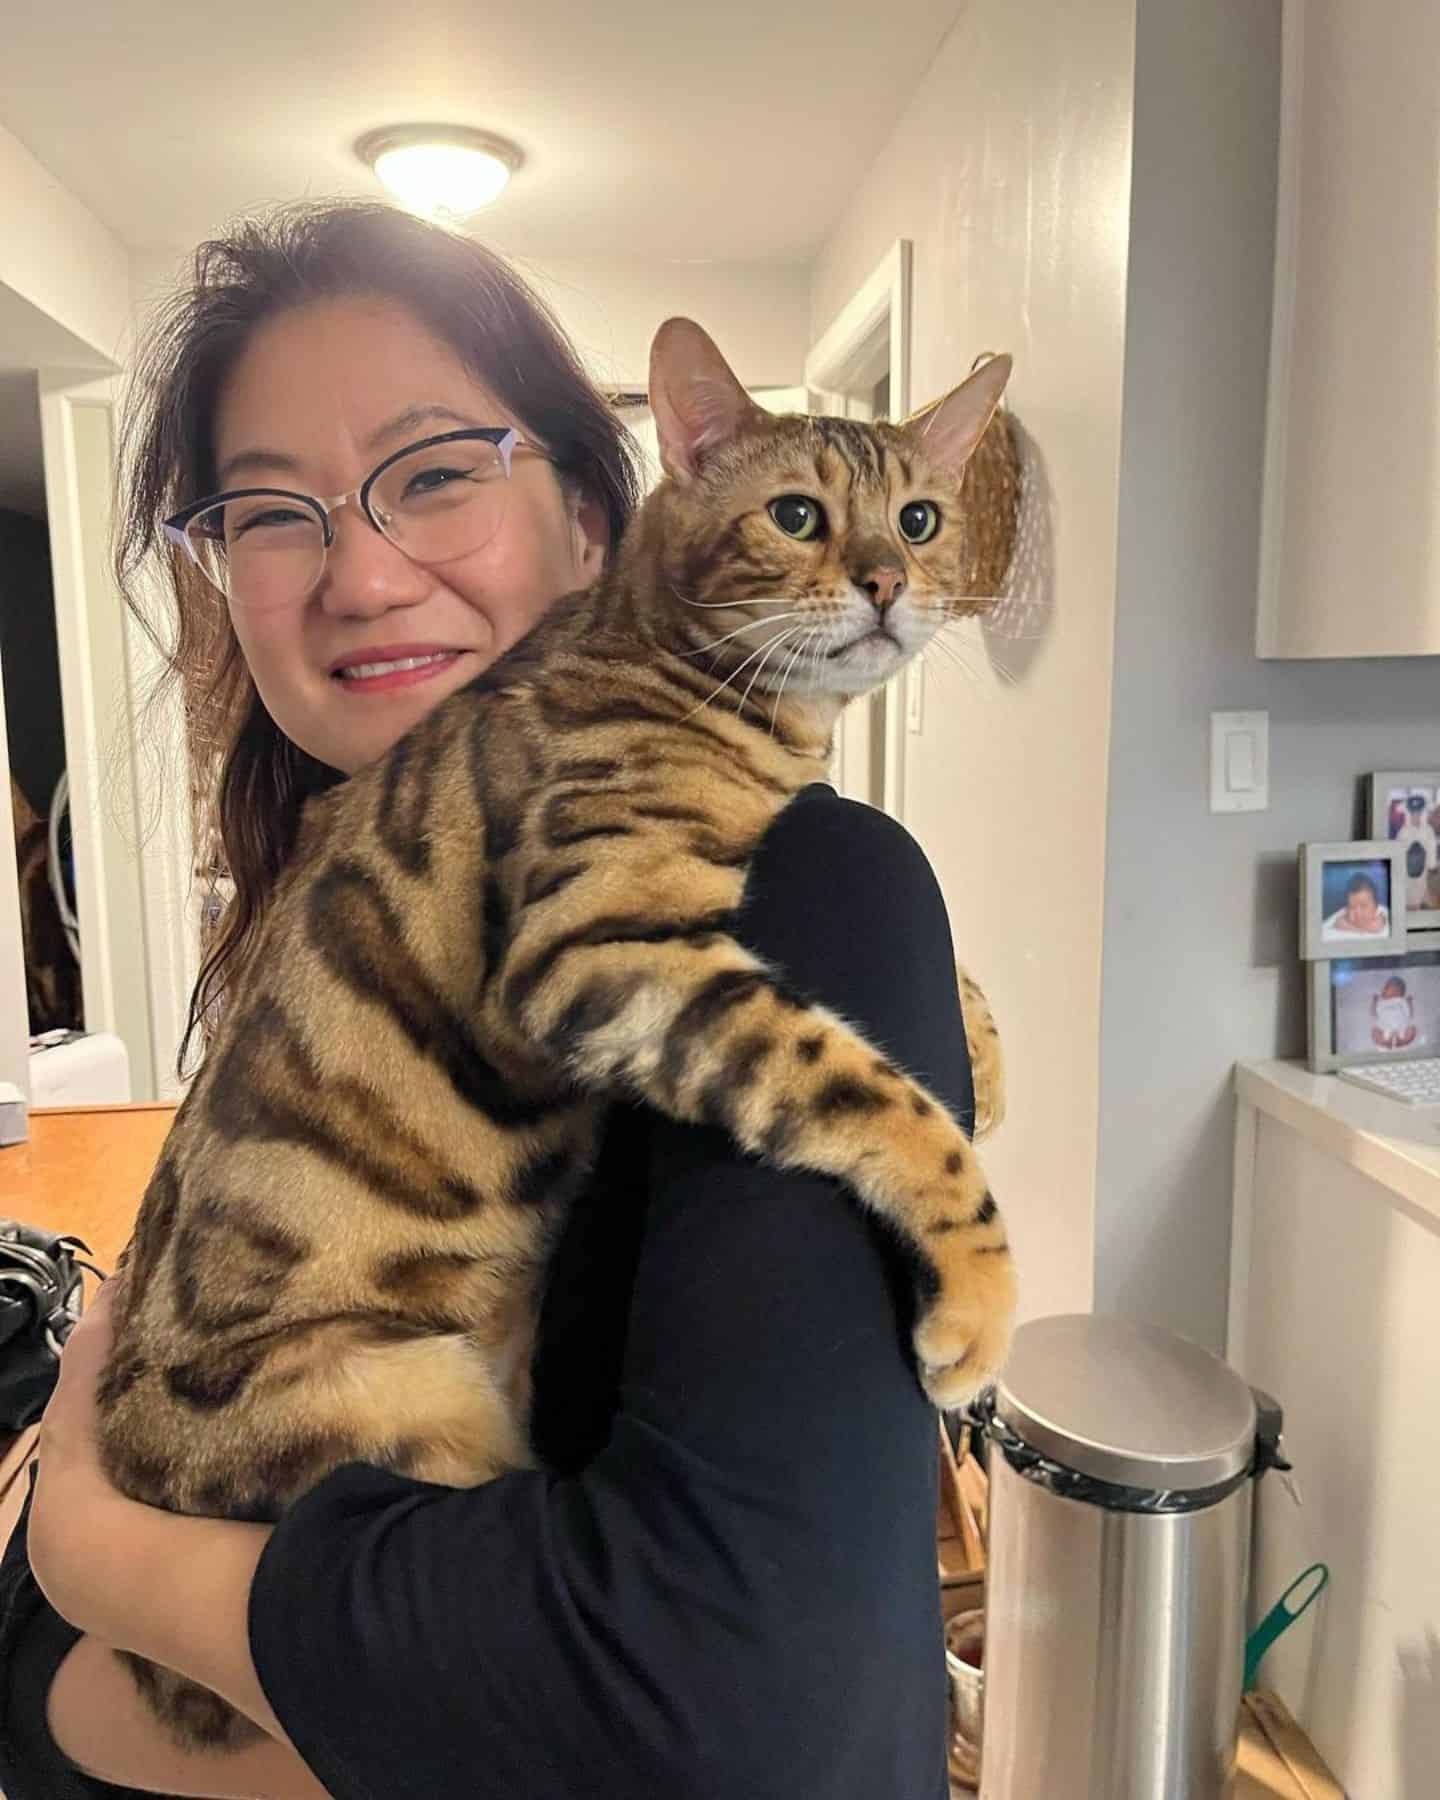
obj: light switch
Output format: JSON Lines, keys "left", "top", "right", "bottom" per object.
{"left": 1210, "top": 711, "right": 1268, "bottom": 813}
{"left": 1226, "top": 731, "right": 1256, "bottom": 792}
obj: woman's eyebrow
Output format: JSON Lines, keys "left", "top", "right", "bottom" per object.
{"left": 216, "top": 406, "right": 488, "bottom": 487}
{"left": 215, "top": 445, "right": 303, "bottom": 485}
{"left": 362, "top": 403, "right": 485, "bottom": 451}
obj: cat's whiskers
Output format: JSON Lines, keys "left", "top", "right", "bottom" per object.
{"left": 673, "top": 588, "right": 797, "bottom": 611}
{"left": 936, "top": 616, "right": 1020, "bottom": 689}
{"left": 804, "top": 628, "right": 827, "bottom": 688}
{"left": 677, "top": 611, "right": 804, "bottom": 662}
{"left": 925, "top": 635, "right": 980, "bottom": 684}
{"left": 922, "top": 628, "right": 1018, "bottom": 694}
{"left": 769, "top": 630, "right": 819, "bottom": 735}
{"left": 682, "top": 624, "right": 809, "bottom": 720}
{"left": 737, "top": 625, "right": 806, "bottom": 717}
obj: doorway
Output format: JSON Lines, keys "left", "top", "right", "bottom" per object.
{"left": 0, "top": 305, "right": 194, "bottom": 1106}
{"left": 0, "top": 371, "right": 79, "bottom": 1047}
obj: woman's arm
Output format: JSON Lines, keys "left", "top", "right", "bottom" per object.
{"left": 25, "top": 1278, "right": 284, "bottom": 1747}
{"left": 5, "top": 1284, "right": 320, "bottom": 1796}
{"left": 48, "top": 1640, "right": 327, "bottom": 1799}
{"left": 0, "top": 1488, "right": 324, "bottom": 1799}
{"left": 41, "top": 1510, "right": 283, "bottom": 1750}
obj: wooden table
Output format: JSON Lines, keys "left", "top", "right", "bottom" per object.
{"left": 0, "top": 1103, "right": 176, "bottom": 1272}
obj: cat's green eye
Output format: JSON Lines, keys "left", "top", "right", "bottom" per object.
{"left": 768, "top": 495, "right": 825, "bottom": 541}
{"left": 899, "top": 500, "right": 941, "bottom": 545}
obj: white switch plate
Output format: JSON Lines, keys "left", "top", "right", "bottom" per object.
{"left": 1210, "top": 710, "right": 1268, "bottom": 812}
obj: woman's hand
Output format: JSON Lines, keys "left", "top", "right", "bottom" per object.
{"left": 28, "top": 1275, "right": 133, "bottom": 1634}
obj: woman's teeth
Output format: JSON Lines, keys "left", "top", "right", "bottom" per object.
{"left": 338, "top": 653, "right": 451, "bottom": 680}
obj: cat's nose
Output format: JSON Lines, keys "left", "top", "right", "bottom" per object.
{"left": 861, "top": 565, "right": 907, "bottom": 614}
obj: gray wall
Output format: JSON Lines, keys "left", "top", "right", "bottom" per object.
{"left": 1096, "top": 0, "right": 1440, "bottom": 1350}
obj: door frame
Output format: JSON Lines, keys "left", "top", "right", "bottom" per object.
{"left": 40, "top": 372, "right": 194, "bottom": 1099}
{"left": 804, "top": 239, "right": 913, "bottom": 820}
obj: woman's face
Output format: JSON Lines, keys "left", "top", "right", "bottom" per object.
{"left": 213, "top": 296, "right": 608, "bottom": 775}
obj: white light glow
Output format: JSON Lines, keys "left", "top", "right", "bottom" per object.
{"left": 372, "top": 142, "right": 512, "bottom": 219}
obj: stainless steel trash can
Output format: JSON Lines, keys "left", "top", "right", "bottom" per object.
{"left": 979, "top": 1315, "right": 1283, "bottom": 1799}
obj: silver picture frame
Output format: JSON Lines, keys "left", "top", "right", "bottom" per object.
{"left": 1298, "top": 840, "right": 1407, "bottom": 961}
{"left": 1307, "top": 949, "right": 1440, "bottom": 1073}
{"left": 1364, "top": 771, "right": 1440, "bottom": 932}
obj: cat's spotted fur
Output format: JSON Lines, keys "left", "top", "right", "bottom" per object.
{"left": 99, "top": 319, "right": 1021, "bottom": 1747}
{"left": 959, "top": 969, "right": 1005, "bottom": 1142}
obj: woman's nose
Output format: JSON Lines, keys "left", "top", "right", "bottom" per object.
{"left": 314, "top": 505, "right": 430, "bottom": 617}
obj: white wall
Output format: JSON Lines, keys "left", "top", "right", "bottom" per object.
{"left": 0, "top": 121, "right": 128, "bottom": 370}
{"left": 1098, "top": 0, "right": 1285, "bottom": 1348}
{"left": 809, "top": 0, "right": 1137, "bottom": 1323}
{"left": 511, "top": 254, "right": 811, "bottom": 392}
{"left": 1097, "top": 0, "right": 1440, "bottom": 1353}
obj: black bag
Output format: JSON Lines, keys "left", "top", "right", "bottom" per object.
{"left": 0, "top": 1222, "right": 101, "bottom": 1431}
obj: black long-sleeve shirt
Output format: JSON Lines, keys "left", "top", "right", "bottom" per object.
{"left": 0, "top": 784, "right": 973, "bottom": 1800}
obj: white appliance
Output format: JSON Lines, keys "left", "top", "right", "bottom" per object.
{"left": 28, "top": 1031, "right": 131, "bottom": 1106}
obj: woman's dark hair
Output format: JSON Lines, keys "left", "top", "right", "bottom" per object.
{"left": 116, "top": 200, "right": 642, "bottom": 1072}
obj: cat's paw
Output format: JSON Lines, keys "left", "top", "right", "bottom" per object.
{"left": 913, "top": 1243, "right": 1018, "bottom": 1410}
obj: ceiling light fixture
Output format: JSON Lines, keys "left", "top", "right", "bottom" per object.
{"left": 356, "top": 125, "right": 523, "bottom": 221}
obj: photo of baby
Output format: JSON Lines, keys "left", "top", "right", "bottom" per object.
{"left": 1371, "top": 976, "right": 1416, "bottom": 1049}
{"left": 1383, "top": 787, "right": 1440, "bottom": 912}
{"left": 1332, "top": 953, "right": 1440, "bottom": 1057}
{"left": 1320, "top": 861, "right": 1392, "bottom": 943}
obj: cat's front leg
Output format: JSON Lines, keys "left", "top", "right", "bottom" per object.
{"left": 500, "top": 927, "right": 1016, "bottom": 1406}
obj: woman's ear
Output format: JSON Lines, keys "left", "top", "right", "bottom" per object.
{"left": 648, "top": 317, "right": 763, "bottom": 484}
{"left": 570, "top": 490, "right": 609, "bottom": 585}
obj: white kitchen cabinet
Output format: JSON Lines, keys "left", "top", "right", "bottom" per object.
{"left": 1258, "top": 0, "right": 1440, "bottom": 659}
{"left": 1229, "top": 1061, "right": 1440, "bottom": 1793}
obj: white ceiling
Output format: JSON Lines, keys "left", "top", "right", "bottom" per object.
{"left": 0, "top": 373, "right": 45, "bottom": 519}
{"left": 0, "top": 1, "right": 961, "bottom": 262}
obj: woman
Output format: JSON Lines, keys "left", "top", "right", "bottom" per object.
{"left": 0, "top": 202, "right": 975, "bottom": 1800}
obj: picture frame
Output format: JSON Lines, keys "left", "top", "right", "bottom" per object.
{"left": 1364, "top": 772, "right": 1440, "bottom": 932}
{"left": 1307, "top": 949, "right": 1440, "bottom": 1073}
{"left": 1298, "top": 841, "right": 1407, "bottom": 961}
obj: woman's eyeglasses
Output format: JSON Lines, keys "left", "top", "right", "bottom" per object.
{"left": 163, "top": 427, "right": 551, "bottom": 609}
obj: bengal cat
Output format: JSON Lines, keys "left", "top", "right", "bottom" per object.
{"left": 99, "top": 318, "right": 1021, "bottom": 1747}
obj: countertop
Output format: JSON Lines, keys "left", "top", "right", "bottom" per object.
{"left": 1236, "top": 1058, "right": 1440, "bottom": 1229}
{"left": 0, "top": 1103, "right": 176, "bottom": 1271}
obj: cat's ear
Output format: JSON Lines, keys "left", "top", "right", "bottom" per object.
{"left": 903, "top": 353, "right": 1013, "bottom": 477}
{"left": 648, "top": 318, "right": 763, "bottom": 483}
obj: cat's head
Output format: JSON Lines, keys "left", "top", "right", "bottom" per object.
{"left": 632, "top": 317, "right": 1016, "bottom": 707}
